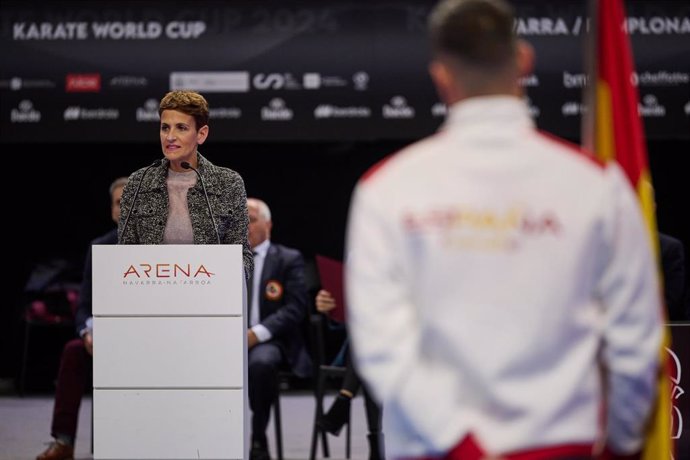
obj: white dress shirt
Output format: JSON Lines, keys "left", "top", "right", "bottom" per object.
{"left": 250, "top": 239, "right": 272, "bottom": 342}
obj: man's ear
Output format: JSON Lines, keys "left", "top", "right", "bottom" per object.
{"left": 429, "top": 59, "right": 456, "bottom": 104}
{"left": 516, "top": 39, "right": 535, "bottom": 78}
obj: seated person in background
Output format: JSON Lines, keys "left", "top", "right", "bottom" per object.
{"left": 246, "top": 197, "right": 312, "bottom": 460}
{"left": 659, "top": 232, "right": 686, "bottom": 321}
{"left": 37, "top": 177, "right": 127, "bottom": 460}
{"left": 315, "top": 289, "right": 384, "bottom": 460}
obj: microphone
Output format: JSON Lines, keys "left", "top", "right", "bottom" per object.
{"left": 120, "top": 159, "right": 161, "bottom": 243}
{"left": 181, "top": 161, "right": 221, "bottom": 244}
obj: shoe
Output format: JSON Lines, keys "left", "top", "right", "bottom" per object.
{"left": 249, "top": 440, "right": 271, "bottom": 460}
{"left": 36, "top": 441, "right": 74, "bottom": 460}
{"left": 317, "top": 394, "right": 351, "bottom": 435}
{"left": 367, "top": 432, "right": 385, "bottom": 460}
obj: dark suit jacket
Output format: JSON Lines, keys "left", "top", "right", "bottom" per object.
{"left": 74, "top": 228, "right": 118, "bottom": 335}
{"left": 257, "top": 243, "right": 312, "bottom": 377}
{"left": 659, "top": 232, "right": 686, "bottom": 321}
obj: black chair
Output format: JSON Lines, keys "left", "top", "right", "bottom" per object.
{"left": 271, "top": 370, "right": 293, "bottom": 460}
{"left": 18, "top": 258, "right": 82, "bottom": 395}
{"left": 309, "top": 314, "right": 351, "bottom": 460}
{"left": 19, "top": 284, "right": 80, "bottom": 395}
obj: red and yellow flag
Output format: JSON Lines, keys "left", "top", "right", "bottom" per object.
{"left": 584, "top": 1, "right": 673, "bottom": 458}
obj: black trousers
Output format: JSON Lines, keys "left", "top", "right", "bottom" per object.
{"left": 247, "top": 341, "right": 285, "bottom": 444}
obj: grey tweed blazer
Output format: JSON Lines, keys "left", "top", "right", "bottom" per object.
{"left": 118, "top": 152, "right": 253, "bottom": 278}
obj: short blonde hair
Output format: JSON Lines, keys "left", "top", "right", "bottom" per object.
{"left": 159, "top": 90, "right": 209, "bottom": 130}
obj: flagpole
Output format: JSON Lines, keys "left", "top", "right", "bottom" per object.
{"left": 581, "top": 0, "right": 598, "bottom": 154}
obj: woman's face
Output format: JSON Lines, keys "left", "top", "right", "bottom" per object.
{"left": 159, "top": 109, "right": 208, "bottom": 166}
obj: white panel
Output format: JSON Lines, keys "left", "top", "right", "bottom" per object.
{"left": 94, "top": 389, "right": 244, "bottom": 460}
{"left": 93, "top": 317, "right": 244, "bottom": 388}
{"left": 93, "top": 245, "right": 244, "bottom": 316}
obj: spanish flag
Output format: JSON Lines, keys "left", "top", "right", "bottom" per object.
{"left": 583, "top": 1, "right": 673, "bottom": 458}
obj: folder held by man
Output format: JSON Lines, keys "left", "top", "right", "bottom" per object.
{"left": 315, "top": 255, "right": 346, "bottom": 323}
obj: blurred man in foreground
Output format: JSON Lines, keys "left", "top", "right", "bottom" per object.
{"left": 345, "top": 1, "right": 663, "bottom": 459}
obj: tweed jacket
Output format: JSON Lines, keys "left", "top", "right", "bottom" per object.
{"left": 118, "top": 153, "right": 253, "bottom": 278}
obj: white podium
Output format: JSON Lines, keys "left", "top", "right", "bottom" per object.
{"left": 92, "top": 245, "right": 247, "bottom": 460}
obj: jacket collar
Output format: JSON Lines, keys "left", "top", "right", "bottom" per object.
{"left": 140, "top": 152, "right": 221, "bottom": 194}
{"left": 442, "top": 95, "right": 535, "bottom": 134}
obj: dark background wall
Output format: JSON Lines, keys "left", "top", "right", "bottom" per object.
{"left": 2, "top": 0, "right": 688, "bottom": 383}
{"left": 3, "top": 137, "right": 688, "bottom": 381}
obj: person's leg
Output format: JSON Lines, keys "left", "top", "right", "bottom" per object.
{"left": 247, "top": 342, "right": 283, "bottom": 459}
{"left": 363, "top": 384, "right": 384, "bottom": 460}
{"left": 318, "top": 348, "right": 360, "bottom": 435}
{"left": 37, "top": 338, "right": 91, "bottom": 460}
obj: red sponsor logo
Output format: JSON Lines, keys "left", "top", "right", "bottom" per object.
{"left": 66, "top": 74, "right": 101, "bottom": 92}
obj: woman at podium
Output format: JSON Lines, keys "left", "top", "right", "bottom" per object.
{"left": 118, "top": 90, "right": 253, "bottom": 278}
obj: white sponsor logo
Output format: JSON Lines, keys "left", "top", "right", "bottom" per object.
{"left": 10, "top": 100, "right": 41, "bottom": 123}
{"left": 666, "top": 347, "right": 684, "bottom": 441}
{"left": 321, "top": 75, "right": 348, "bottom": 88}
{"left": 209, "top": 107, "right": 241, "bottom": 119}
{"left": 136, "top": 99, "right": 160, "bottom": 122}
{"left": 625, "top": 17, "right": 690, "bottom": 35}
{"left": 638, "top": 94, "right": 666, "bottom": 117}
{"left": 563, "top": 72, "right": 588, "bottom": 89}
{"left": 253, "top": 73, "right": 301, "bottom": 90}
{"left": 170, "top": 72, "right": 249, "bottom": 93}
{"left": 561, "top": 101, "right": 587, "bottom": 117}
{"left": 353, "top": 72, "right": 369, "bottom": 91}
{"left": 261, "top": 98, "right": 293, "bottom": 121}
{"left": 254, "top": 73, "right": 285, "bottom": 90}
{"left": 431, "top": 102, "right": 447, "bottom": 117}
{"left": 383, "top": 96, "right": 415, "bottom": 119}
{"left": 524, "top": 97, "right": 540, "bottom": 118}
{"left": 303, "top": 73, "right": 321, "bottom": 90}
{"left": 314, "top": 105, "right": 371, "bottom": 119}
{"left": 63, "top": 106, "right": 119, "bottom": 121}
{"left": 110, "top": 75, "right": 148, "bottom": 88}
{"left": 520, "top": 74, "right": 540, "bottom": 87}
{"left": 0, "top": 77, "right": 55, "bottom": 91}
{"left": 302, "top": 72, "right": 350, "bottom": 90}
{"left": 631, "top": 71, "right": 689, "bottom": 87}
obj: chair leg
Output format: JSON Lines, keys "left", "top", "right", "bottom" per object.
{"left": 19, "top": 321, "right": 31, "bottom": 397}
{"left": 309, "top": 375, "right": 323, "bottom": 460}
{"left": 90, "top": 394, "right": 94, "bottom": 454}
{"left": 345, "top": 415, "right": 351, "bottom": 459}
{"left": 310, "top": 372, "right": 332, "bottom": 460}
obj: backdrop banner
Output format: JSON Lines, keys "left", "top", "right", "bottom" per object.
{"left": 669, "top": 324, "right": 689, "bottom": 458}
{"left": 1, "top": 0, "right": 688, "bottom": 143}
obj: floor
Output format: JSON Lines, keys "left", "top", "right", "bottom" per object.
{"left": 0, "top": 388, "right": 373, "bottom": 460}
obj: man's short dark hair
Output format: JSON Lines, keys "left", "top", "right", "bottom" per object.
{"left": 429, "top": 0, "right": 516, "bottom": 71}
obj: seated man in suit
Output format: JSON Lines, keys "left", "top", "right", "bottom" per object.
{"left": 37, "top": 177, "right": 128, "bottom": 460}
{"left": 246, "top": 197, "right": 311, "bottom": 460}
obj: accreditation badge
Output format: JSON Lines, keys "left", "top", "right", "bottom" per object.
{"left": 265, "top": 280, "right": 284, "bottom": 301}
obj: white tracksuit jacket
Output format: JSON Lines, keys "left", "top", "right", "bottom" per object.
{"left": 345, "top": 96, "right": 662, "bottom": 458}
